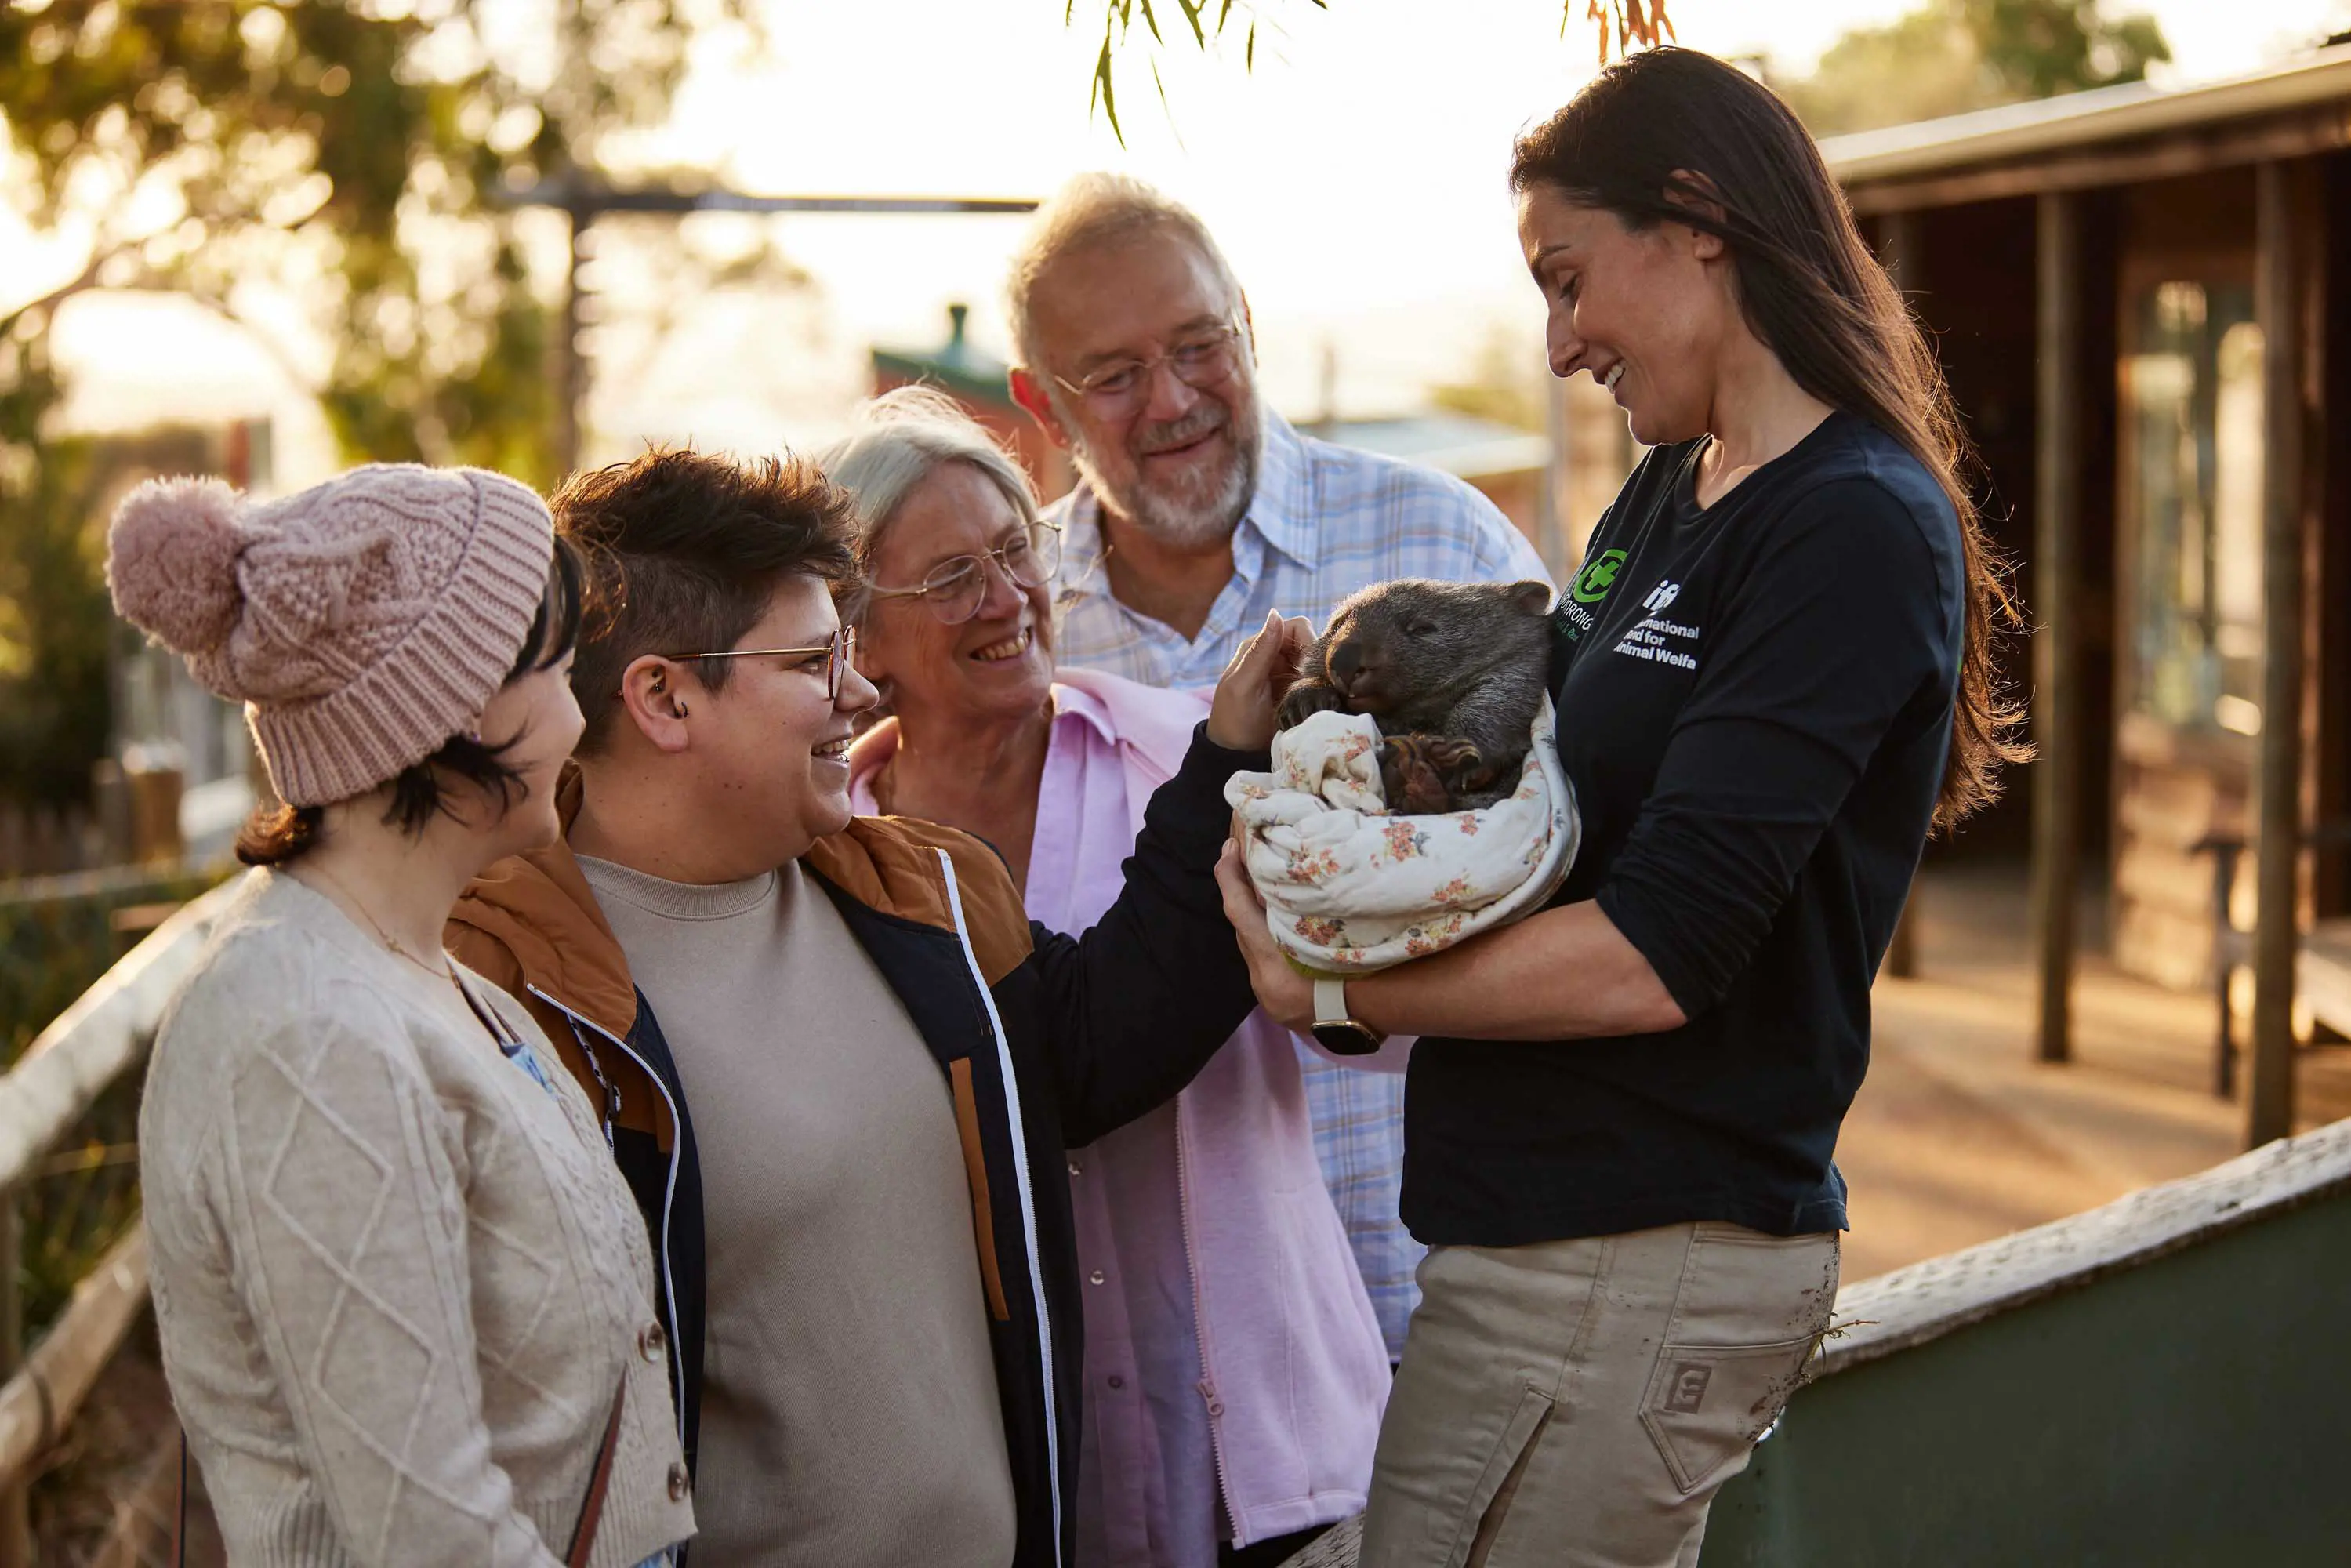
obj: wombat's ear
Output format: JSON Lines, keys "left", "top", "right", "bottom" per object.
{"left": 1509, "top": 580, "right": 1553, "bottom": 615}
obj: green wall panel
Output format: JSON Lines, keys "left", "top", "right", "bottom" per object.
{"left": 1702, "top": 1193, "right": 2351, "bottom": 1566}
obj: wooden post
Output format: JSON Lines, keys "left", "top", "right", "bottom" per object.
{"left": 0, "top": 1196, "right": 27, "bottom": 1568}
{"left": 2247, "top": 161, "right": 2313, "bottom": 1148}
{"left": 1541, "top": 370, "right": 1569, "bottom": 579}
{"left": 553, "top": 205, "right": 589, "bottom": 479}
{"left": 1879, "top": 209, "right": 1921, "bottom": 294}
{"left": 2030, "top": 191, "right": 2084, "bottom": 1064}
{"left": 1881, "top": 208, "right": 1925, "bottom": 980}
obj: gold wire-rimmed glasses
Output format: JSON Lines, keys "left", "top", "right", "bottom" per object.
{"left": 665, "top": 626, "right": 858, "bottom": 701}
{"left": 1049, "top": 322, "right": 1246, "bottom": 416}
{"left": 865, "top": 523, "right": 1062, "bottom": 626}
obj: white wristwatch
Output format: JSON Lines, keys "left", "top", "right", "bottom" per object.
{"left": 1310, "top": 976, "right": 1380, "bottom": 1056}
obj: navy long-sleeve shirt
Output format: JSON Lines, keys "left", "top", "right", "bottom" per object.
{"left": 1401, "top": 412, "right": 1966, "bottom": 1247}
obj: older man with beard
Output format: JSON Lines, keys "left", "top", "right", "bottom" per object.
{"left": 1007, "top": 174, "right": 1551, "bottom": 1374}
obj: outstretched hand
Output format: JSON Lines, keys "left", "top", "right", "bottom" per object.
{"left": 1206, "top": 610, "right": 1315, "bottom": 753}
{"left": 1214, "top": 839, "right": 1316, "bottom": 1031}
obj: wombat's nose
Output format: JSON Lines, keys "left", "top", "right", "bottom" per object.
{"left": 1330, "top": 641, "right": 1363, "bottom": 683}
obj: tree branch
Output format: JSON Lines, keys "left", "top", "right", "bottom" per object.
{"left": 1075, "top": 1, "right": 1674, "bottom": 139}
{"left": 0, "top": 245, "right": 131, "bottom": 343}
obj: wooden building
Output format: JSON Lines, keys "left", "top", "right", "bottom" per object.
{"left": 1815, "top": 43, "right": 2351, "bottom": 1144}
{"left": 1318, "top": 412, "right": 1557, "bottom": 564}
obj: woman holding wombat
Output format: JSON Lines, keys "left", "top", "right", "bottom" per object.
{"left": 1215, "top": 46, "right": 2016, "bottom": 1567}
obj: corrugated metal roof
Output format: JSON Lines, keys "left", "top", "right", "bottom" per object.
{"left": 1313, "top": 412, "right": 1551, "bottom": 481}
{"left": 1821, "top": 42, "right": 2351, "bottom": 189}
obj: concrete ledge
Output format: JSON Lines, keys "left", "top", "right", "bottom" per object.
{"left": 1818, "top": 1115, "right": 2351, "bottom": 1374}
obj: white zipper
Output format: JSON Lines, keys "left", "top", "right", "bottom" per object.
{"left": 935, "top": 848, "right": 1064, "bottom": 1568}
{"left": 526, "top": 983, "right": 690, "bottom": 1447}
{"left": 1172, "top": 1091, "right": 1242, "bottom": 1544}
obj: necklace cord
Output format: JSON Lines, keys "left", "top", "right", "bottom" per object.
{"left": 302, "top": 865, "right": 456, "bottom": 984}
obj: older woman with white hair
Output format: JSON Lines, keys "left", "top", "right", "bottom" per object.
{"left": 822, "top": 388, "right": 1395, "bottom": 1568}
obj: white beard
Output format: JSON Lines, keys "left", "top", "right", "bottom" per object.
{"left": 1076, "top": 411, "right": 1262, "bottom": 550}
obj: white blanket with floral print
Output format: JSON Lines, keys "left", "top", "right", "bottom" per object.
{"left": 1224, "top": 696, "right": 1578, "bottom": 972}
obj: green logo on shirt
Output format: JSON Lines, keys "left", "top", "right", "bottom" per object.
{"left": 1573, "top": 548, "right": 1629, "bottom": 604}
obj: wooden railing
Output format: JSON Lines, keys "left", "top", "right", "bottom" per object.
{"left": 0, "top": 880, "right": 238, "bottom": 1565}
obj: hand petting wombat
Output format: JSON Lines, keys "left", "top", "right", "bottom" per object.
{"left": 1276, "top": 578, "right": 1555, "bottom": 814}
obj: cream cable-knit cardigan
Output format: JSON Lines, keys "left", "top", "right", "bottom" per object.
{"left": 140, "top": 869, "right": 695, "bottom": 1566}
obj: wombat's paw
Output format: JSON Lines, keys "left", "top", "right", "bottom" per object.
{"left": 1380, "top": 745, "right": 1453, "bottom": 814}
{"left": 1380, "top": 735, "right": 1482, "bottom": 814}
{"left": 1447, "top": 746, "right": 1526, "bottom": 811}
{"left": 1418, "top": 736, "right": 1485, "bottom": 774}
{"left": 1277, "top": 681, "right": 1346, "bottom": 731}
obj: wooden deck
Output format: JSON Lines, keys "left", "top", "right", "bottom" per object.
{"left": 1840, "top": 866, "right": 2351, "bottom": 1281}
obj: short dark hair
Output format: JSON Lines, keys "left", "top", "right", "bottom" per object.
{"left": 237, "top": 534, "right": 590, "bottom": 865}
{"left": 553, "top": 446, "right": 861, "bottom": 755}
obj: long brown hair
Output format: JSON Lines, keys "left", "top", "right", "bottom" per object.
{"left": 1511, "top": 47, "right": 2026, "bottom": 831}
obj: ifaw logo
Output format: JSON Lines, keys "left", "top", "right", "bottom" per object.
{"left": 1642, "top": 579, "right": 1681, "bottom": 615}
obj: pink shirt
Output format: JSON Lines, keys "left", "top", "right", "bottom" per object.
{"left": 848, "top": 672, "right": 1392, "bottom": 1563}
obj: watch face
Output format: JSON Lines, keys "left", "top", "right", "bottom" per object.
{"left": 1311, "top": 1020, "right": 1383, "bottom": 1057}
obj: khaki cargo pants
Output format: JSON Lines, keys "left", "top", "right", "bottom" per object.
{"left": 1359, "top": 1222, "right": 1840, "bottom": 1568}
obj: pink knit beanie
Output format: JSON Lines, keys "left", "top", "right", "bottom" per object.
{"left": 105, "top": 463, "right": 555, "bottom": 808}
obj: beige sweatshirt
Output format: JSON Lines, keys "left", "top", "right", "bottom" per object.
{"left": 140, "top": 869, "right": 695, "bottom": 1567}
{"left": 577, "top": 855, "right": 1017, "bottom": 1568}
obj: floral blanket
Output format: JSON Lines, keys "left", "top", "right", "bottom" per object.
{"left": 1224, "top": 696, "right": 1578, "bottom": 972}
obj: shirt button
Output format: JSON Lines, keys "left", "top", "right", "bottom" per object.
{"left": 1108, "top": 1374, "right": 1125, "bottom": 1390}
{"left": 639, "top": 1321, "right": 666, "bottom": 1362}
{"left": 1068, "top": 1160, "right": 1083, "bottom": 1176}
{"left": 666, "top": 1461, "right": 690, "bottom": 1501}
{"left": 1089, "top": 1269, "right": 1106, "bottom": 1286}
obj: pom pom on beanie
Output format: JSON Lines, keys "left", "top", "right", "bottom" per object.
{"left": 106, "top": 477, "right": 250, "bottom": 655}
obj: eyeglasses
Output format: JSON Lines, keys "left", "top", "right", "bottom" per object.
{"left": 1050, "top": 323, "right": 1246, "bottom": 416}
{"left": 666, "top": 625, "right": 858, "bottom": 702}
{"left": 865, "top": 523, "right": 1062, "bottom": 626}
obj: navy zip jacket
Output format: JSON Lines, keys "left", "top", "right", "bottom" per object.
{"left": 449, "top": 725, "right": 1264, "bottom": 1568}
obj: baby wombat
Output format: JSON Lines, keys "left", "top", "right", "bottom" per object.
{"left": 1277, "top": 578, "right": 1554, "bottom": 813}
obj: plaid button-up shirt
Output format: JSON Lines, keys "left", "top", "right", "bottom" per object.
{"left": 1048, "top": 409, "right": 1551, "bottom": 1358}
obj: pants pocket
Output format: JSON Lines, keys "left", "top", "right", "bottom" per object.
{"left": 1638, "top": 1226, "right": 1840, "bottom": 1498}
{"left": 1638, "top": 1333, "right": 1818, "bottom": 1494}
{"left": 1447, "top": 1384, "right": 1555, "bottom": 1568}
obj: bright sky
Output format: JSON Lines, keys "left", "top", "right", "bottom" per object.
{"left": 13, "top": 0, "right": 2350, "bottom": 479}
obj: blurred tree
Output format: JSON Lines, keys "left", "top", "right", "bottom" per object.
{"left": 0, "top": 1, "right": 768, "bottom": 808}
{"left": 1776, "top": 0, "right": 2170, "bottom": 136}
{"left": 1430, "top": 326, "right": 1551, "bottom": 434}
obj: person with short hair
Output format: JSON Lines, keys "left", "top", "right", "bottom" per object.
{"left": 825, "top": 387, "right": 1393, "bottom": 1568}
{"left": 115, "top": 464, "right": 693, "bottom": 1568}
{"left": 445, "top": 445, "right": 1297, "bottom": 1568}
{"left": 1006, "top": 172, "right": 1553, "bottom": 1362}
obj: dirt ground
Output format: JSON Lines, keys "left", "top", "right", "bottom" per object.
{"left": 1838, "top": 865, "right": 2351, "bottom": 1280}
{"left": 28, "top": 1323, "right": 214, "bottom": 1568}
